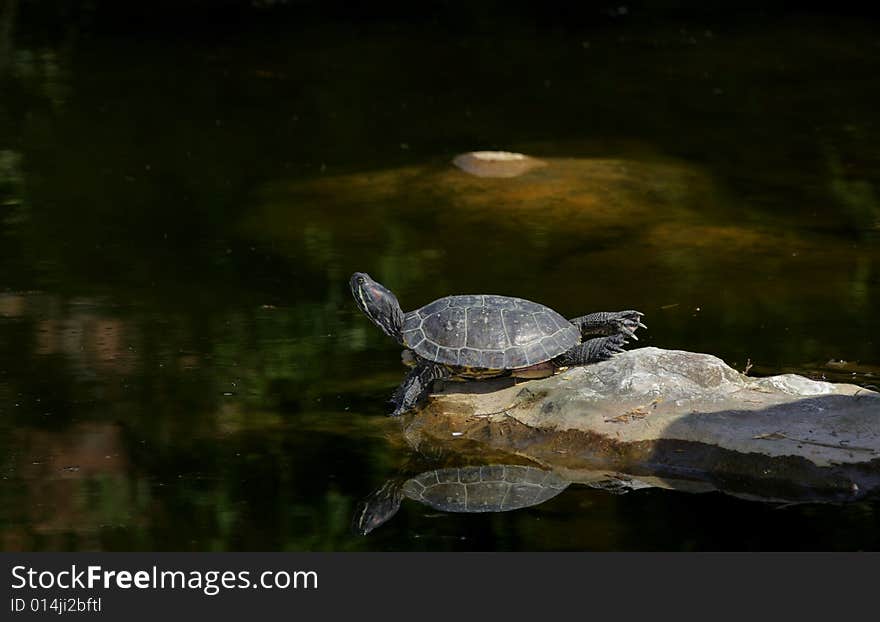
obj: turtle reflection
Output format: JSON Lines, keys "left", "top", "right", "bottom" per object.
{"left": 354, "top": 464, "right": 570, "bottom": 535}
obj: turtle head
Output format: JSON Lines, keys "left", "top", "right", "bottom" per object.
{"left": 350, "top": 272, "right": 405, "bottom": 343}
{"left": 352, "top": 479, "right": 405, "bottom": 536}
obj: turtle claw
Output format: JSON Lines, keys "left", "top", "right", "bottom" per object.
{"left": 618, "top": 319, "right": 644, "bottom": 339}
{"left": 617, "top": 311, "right": 647, "bottom": 339}
{"left": 621, "top": 331, "right": 637, "bottom": 341}
{"left": 607, "top": 334, "right": 629, "bottom": 355}
{"left": 387, "top": 399, "right": 406, "bottom": 417}
{"left": 570, "top": 310, "right": 645, "bottom": 342}
{"left": 387, "top": 362, "right": 451, "bottom": 417}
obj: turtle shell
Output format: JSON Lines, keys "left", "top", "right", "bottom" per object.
{"left": 400, "top": 295, "right": 579, "bottom": 369}
{"left": 401, "top": 465, "right": 570, "bottom": 513}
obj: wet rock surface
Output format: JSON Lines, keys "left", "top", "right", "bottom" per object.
{"left": 404, "top": 348, "right": 880, "bottom": 503}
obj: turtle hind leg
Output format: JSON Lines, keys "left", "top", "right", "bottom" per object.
{"left": 389, "top": 362, "right": 450, "bottom": 417}
{"left": 569, "top": 310, "right": 646, "bottom": 340}
{"left": 554, "top": 334, "right": 629, "bottom": 367}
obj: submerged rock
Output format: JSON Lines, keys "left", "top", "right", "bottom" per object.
{"left": 404, "top": 347, "right": 880, "bottom": 503}
{"left": 246, "top": 154, "right": 717, "bottom": 244}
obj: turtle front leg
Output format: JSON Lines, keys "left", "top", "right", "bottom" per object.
{"left": 389, "top": 362, "right": 451, "bottom": 417}
{"left": 553, "top": 334, "right": 629, "bottom": 367}
{"left": 569, "top": 311, "right": 646, "bottom": 340}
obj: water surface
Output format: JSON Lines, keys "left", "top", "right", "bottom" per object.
{"left": 1, "top": 10, "right": 879, "bottom": 550}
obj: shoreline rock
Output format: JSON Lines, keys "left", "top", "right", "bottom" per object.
{"left": 403, "top": 347, "right": 880, "bottom": 503}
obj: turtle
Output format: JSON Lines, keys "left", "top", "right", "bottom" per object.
{"left": 353, "top": 464, "right": 571, "bottom": 535}
{"left": 350, "top": 272, "right": 645, "bottom": 416}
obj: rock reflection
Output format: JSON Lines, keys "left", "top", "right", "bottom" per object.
{"left": 1, "top": 422, "right": 140, "bottom": 550}
{"left": 0, "top": 289, "right": 407, "bottom": 550}
{"left": 8, "top": 294, "right": 140, "bottom": 375}
{"left": 353, "top": 463, "right": 570, "bottom": 535}
{"left": 0, "top": 292, "right": 24, "bottom": 317}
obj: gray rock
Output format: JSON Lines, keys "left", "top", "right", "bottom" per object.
{"left": 404, "top": 347, "right": 880, "bottom": 503}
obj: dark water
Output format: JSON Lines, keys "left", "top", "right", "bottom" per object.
{"left": 1, "top": 8, "right": 879, "bottom": 550}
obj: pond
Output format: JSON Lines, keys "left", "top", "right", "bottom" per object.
{"left": 1, "top": 7, "right": 878, "bottom": 550}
